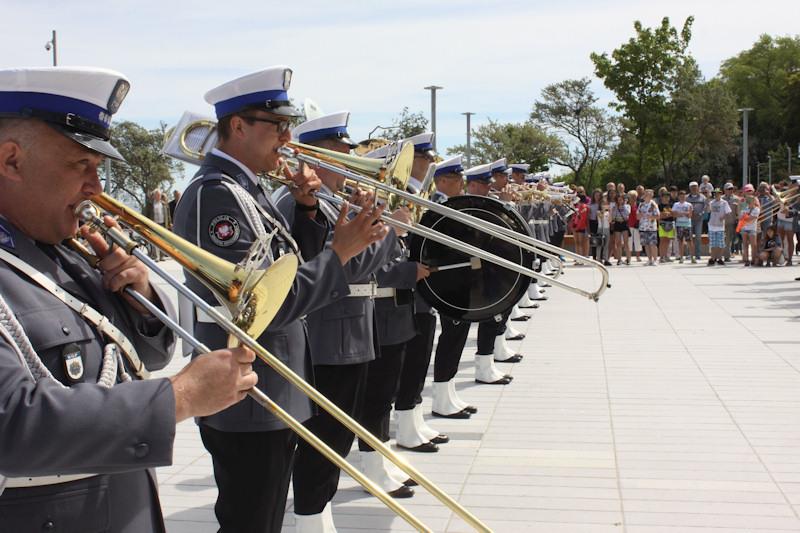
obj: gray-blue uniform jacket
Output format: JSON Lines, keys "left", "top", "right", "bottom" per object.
{"left": 172, "top": 153, "right": 350, "bottom": 432}
{"left": 374, "top": 238, "right": 418, "bottom": 347}
{"left": 273, "top": 186, "right": 398, "bottom": 366}
{"left": 0, "top": 219, "right": 176, "bottom": 532}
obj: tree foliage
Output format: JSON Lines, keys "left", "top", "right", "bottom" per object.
{"left": 104, "top": 121, "right": 184, "bottom": 211}
{"left": 591, "top": 16, "right": 695, "bottom": 178}
{"left": 719, "top": 34, "right": 800, "bottom": 177}
{"left": 381, "top": 107, "right": 429, "bottom": 141}
{"left": 531, "top": 78, "right": 618, "bottom": 187}
{"left": 447, "top": 120, "right": 564, "bottom": 171}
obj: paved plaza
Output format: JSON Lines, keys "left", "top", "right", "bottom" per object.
{"left": 152, "top": 261, "right": 800, "bottom": 532}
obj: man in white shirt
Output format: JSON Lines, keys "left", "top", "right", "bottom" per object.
{"left": 707, "top": 188, "right": 732, "bottom": 265}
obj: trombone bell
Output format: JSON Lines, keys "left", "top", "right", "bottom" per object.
{"left": 162, "top": 111, "right": 218, "bottom": 165}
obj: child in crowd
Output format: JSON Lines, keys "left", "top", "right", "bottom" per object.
{"left": 672, "top": 190, "right": 693, "bottom": 263}
{"left": 611, "top": 193, "right": 631, "bottom": 265}
{"left": 739, "top": 185, "right": 760, "bottom": 266}
{"left": 759, "top": 226, "right": 783, "bottom": 266}
{"left": 657, "top": 190, "right": 675, "bottom": 263}
{"left": 638, "top": 189, "right": 660, "bottom": 266}
{"left": 627, "top": 191, "right": 642, "bottom": 262}
{"left": 707, "top": 188, "right": 732, "bottom": 265}
{"left": 597, "top": 199, "right": 612, "bottom": 266}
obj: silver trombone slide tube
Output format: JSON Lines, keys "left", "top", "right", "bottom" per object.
{"left": 313, "top": 189, "right": 602, "bottom": 301}
{"left": 281, "top": 147, "right": 609, "bottom": 298}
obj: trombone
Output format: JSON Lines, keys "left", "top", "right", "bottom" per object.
{"left": 162, "top": 115, "right": 605, "bottom": 295}
{"left": 279, "top": 141, "right": 610, "bottom": 300}
{"left": 74, "top": 194, "right": 490, "bottom": 533}
{"left": 756, "top": 185, "right": 800, "bottom": 224}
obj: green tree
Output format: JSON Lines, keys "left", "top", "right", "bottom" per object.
{"left": 651, "top": 72, "right": 740, "bottom": 183}
{"left": 381, "top": 107, "right": 429, "bottom": 141}
{"left": 719, "top": 34, "right": 800, "bottom": 172}
{"left": 447, "top": 120, "right": 564, "bottom": 170}
{"left": 104, "top": 121, "right": 184, "bottom": 211}
{"left": 591, "top": 16, "right": 695, "bottom": 178}
{"left": 531, "top": 77, "right": 618, "bottom": 187}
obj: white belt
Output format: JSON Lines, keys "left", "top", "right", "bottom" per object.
{"left": 4, "top": 473, "right": 97, "bottom": 489}
{"left": 347, "top": 284, "right": 395, "bottom": 299}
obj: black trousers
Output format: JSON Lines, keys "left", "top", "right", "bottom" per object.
{"left": 292, "top": 362, "right": 369, "bottom": 515}
{"left": 395, "top": 312, "right": 437, "bottom": 410}
{"left": 433, "top": 317, "right": 470, "bottom": 382}
{"left": 199, "top": 425, "right": 297, "bottom": 533}
{"left": 551, "top": 230, "right": 565, "bottom": 248}
{"left": 477, "top": 309, "right": 512, "bottom": 354}
{"left": 357, "top": 343, "right": 405, "bottom": 450}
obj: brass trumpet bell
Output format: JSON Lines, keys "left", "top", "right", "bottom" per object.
{"left": 86, "top": 194, "right": 297, "bottom": 341}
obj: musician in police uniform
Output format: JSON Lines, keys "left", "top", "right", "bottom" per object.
{"left": 172, "top": 71, "right": 388, "bottom": 533}
{"left": 507, "top": 163, "right": 539, "bottom": 321}
{"left": 488, "top": 158, "right": 529, "bottom": 342}
{"left": 272, "top": 111, "right": 404, "bottom": 531}
{"left": 354, "top": 135, "right": 450, "bottom": 497}
{"left": 0, "top": 67, "right": 259, "bottom": 532}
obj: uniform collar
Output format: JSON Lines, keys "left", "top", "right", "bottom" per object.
{"left": 209, "top": 148, "right": 261, "bottom": 189}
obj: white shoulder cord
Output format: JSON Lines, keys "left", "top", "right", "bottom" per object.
{"left": 0, "top": 294, "right": 128, "bottom": 390}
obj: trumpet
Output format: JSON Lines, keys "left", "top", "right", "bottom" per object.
{"left": 73, "top": 194, "right": 490, "bottom": 533}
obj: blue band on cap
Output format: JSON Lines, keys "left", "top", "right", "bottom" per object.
{"left": 414, "top": 142, "right": 434, "bottom": 152}
{"left": 214, "top": 89, "right": 289, "bottom": 118}
{"left": 0, "top": 91, "right": 111, "bottom": 130}
{"left": 492, "top": 165, "right": 508, "bottom": 173}
{"left": 434, "top": 164, "right": 463, "bottom": 177}
{"left": 466, "top": 173, "right": 491, "bottom": 182}
{"left": 298, "top": 125, "right": 349, "bottom": 144}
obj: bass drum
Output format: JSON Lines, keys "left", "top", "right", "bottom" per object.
{"left": 410, "top": 195, "right": 535, "bottom": 322}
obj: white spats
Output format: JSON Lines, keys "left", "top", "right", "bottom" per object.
{"left": 294, "top": 502, "right": 337, "bottom": 533}
{"left": 394, "top": 408, "right": 428, "bottom": 448}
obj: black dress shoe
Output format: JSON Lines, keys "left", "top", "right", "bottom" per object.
{"left": 431, "top": 433, "right": 450, "bottom": 444}
{"left": 403, "top": 478, "right": 418, "bottom": 487}
{"left": 494, "top": 354, "right": 523, "bottom": 363}
{"left": 505, "top": 332, "right": 525, "bottom": 341}
{"left": 476, "top": 375, "right": 513, "bottom": 385}
{"left": 387, "top": 485, "right": 415, "bottom": 498}
{"left": 510, "top": 314, "right": 531, "bottom": 321}
{"left": 432, "top": 408, "right": 472, "bottom": 419}
{"left": 397, "top": 441, "right": 439, "bottom": 453}
{"left": 463, "top": 405, "right": 478, "bottom": 414}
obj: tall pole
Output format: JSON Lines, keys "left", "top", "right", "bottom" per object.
{"left": 768, "top": 155, "right": 772, "bottom": 185}
{"left": 424, "top": 85, "right": 443, "bottom": 151}
{"left": 462, "top": 112, "right": 475, "bottom": 166}
{"left": 45, "top": 30, "right": 57, "bottom": 66}
{"left": 738, "top": 108, "right": 753, "bottom": 188}
{"left": 788, "top": 146, "right": 792, "bottom": 176}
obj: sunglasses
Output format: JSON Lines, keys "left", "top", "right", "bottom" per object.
{"left": 240, "top": 115, "right": 292, "bottom": 134}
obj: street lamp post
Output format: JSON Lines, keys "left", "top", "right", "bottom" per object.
{"left": 768, "top": 155, "right": 772, "bottom": 184}
{"left": 788, "top": 146, "right": 792, "bottom": 176}
{"left": 461, "top": 112, "right": 475, "bottom": 166}
{"left": 423, "top": 85, "right": 443, "bottom": 151}
{"left": 738, "top": 108, "right": 753, "bottom": 188}
{"left": 44, "top": 30, "right": 57, "bottom": 66}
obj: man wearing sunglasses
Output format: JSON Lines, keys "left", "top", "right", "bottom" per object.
{"left": 172, "top": 67, "right": 389, "bottom": 533}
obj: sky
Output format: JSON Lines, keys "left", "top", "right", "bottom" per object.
{"left": 2, "top": 0, "right": 797, "bottom": 180}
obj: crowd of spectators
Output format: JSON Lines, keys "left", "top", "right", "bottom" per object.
{"left": 568, "top": 175, "right": 800, "bottom": 268}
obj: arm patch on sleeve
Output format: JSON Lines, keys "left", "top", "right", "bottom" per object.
{"left": 209, "top": 214, "right": 241, "bottom": 247}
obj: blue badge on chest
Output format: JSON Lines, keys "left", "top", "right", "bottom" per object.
{"left": 0, "top": 221, "right": 15, "bottom": 250}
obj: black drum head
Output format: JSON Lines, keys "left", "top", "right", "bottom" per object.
{"left": 410, "top": 195, "right": 534, "bottom": 322}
